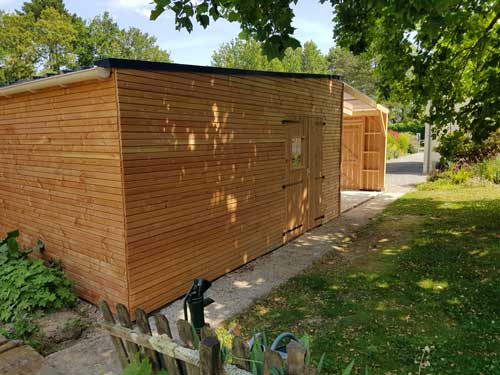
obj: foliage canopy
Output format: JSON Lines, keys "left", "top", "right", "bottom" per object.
{"left": 0, "top": 0, "right": 171, "bottom": 84}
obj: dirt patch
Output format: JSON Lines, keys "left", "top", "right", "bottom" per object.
{"left": 31, "top": 300, "right": 104, "bottom": 356}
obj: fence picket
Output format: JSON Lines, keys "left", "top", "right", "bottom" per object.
{"left": 154, "top": 314, "right": 182, "bottom": 375}
{"left": 135, "top": 308, "right": 162, "bottom": 370}
{"left": 177, "top": 319, "right": 201, "bottom": 375}
{"left": 116, "top": 303, "right": 140, "bottom": 359}
{"left": 264, "top": 351, "right": 284, "bottom": 375}
{"left": 98, "top": 301, "right": 129, "bottom": 368}
{"left": 200, "top": 336, "right": 222, "bottom": 375}
{"left": 286, "top": 341, "right": 307, "bottom": 375}
{"left": 232, "top": 336, "right": 250, "bottom": 371}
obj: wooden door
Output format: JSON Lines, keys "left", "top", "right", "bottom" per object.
{"left": 341, "top": 122, "right": 364, "bottom": 190}
{"left": 284, "top": 119, "right": 308, "bottom": 241}
{"left": 308, "top": 118, "right": 323, "bottom": 229}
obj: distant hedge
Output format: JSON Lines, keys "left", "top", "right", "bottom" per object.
{"left": 389, "top": 120, "right": 425, "bottom": 136}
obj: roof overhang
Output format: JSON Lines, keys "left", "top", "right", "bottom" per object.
{"left": 343, "top": 83, "right": 389, "bottom": 117}
{"left": 0, "top": 67, "right": 111, "bottom": 98}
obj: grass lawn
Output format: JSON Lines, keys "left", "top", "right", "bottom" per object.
{"left": 227, "top": 181, "right": 500, "bottom": 374}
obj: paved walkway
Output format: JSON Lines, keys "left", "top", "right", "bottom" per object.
{"left": 385, "top": 152, "right": 426, "bottom": 193}
{"left": 36, "top": 153, "right": 426, "bottom": 375}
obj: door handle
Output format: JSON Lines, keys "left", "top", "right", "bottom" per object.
{"left": 282, "top": 180, "right": 303, "bottom": 189}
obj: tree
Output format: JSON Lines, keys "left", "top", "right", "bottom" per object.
{"left": 34, "top": 8, "right": 78, "bottom": 73}
{"left": 0, "top": 2, "right": 171, "bottom": 84}
{"left": 212, "top": 38, "right": 274, "bottom": 70}
{"left": 0, "top": 11, "right": 38, "bottom": 83}
{"left": 21, "top": 0, "right": 70, "bottom": 20}
{"left": 326, "top": 47, "right": 376, "bottom": 97}
{"left": 211, "top": 38, "right": 326, "bottom": 74}
{"left": 150, "top": 0, "right": 500, "bottom": 161}
{"left": 117, "top": 27, "right": 170, "bottom": 62}
{"left": 301, "top": 41, "right": 327, "bottom": 74}
{"left": 77, "top": 13, "right": 171, "bottom": 66}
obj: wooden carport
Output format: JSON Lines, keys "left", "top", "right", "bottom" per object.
{"left": 341, "top": 84, "right": 389, "bottom": 191}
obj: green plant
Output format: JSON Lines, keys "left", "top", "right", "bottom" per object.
{"left": 397, "top": 133, "right": 410, "bottom": 154}
{"left": 471, "top": 156, "right": 500, "bottom": 184}
{"left": 122, "top": 355, "right": 168, "bottom": 375}
{"left": 389, "top": 120, "right": 425, "bottom": 136}
{"left": 0, "top": 230, "right": 76, "bottom": 339}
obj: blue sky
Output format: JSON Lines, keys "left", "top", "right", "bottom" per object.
{"left": 0, "top": 0, "right": 335, "bottom": 65}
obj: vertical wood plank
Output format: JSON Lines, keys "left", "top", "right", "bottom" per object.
{"left": 200, "top": 336, "right": 222, "bottom": 375}
{"left": 154, "top": 314, "right": 182, "bottom": 375}
{"left": 263, "top": 350, "right": 284, "bottom": 375}
{"left": 200, "top": 326, "right": 217, "bottom": 340}
{"left": 135, "top": 308, "right": 161, "bottom": 370}
{"left": 98, "top": 300, "right": 129, "bottom": 368}
{"left": 177, "top": 319, "right": 198, "bottom": 349}
{"left": 177, "top": 319, "right": 201, "bottom": 375}
{"left": 231, "top": 336, "right": 250, "bottom": 371}
{"left": 116, "top": 303, "right": 140, "bottom": 358}
{"left": 286, "top": 341, "right": 307, "bottom": 375}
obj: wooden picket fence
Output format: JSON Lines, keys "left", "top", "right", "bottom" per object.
{"left": 99, "top": 301, "right": 316, "bottom": 375}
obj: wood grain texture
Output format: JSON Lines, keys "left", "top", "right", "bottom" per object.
{"left": 0, "top": 75, "right": 128, "bottom": 307}
{"left": 116, "top": 69, "right": 343, "bottom": 313}
{"left": 0, "top": 68, "right": 343, "bottom": 314}
{"left": 341, "top": 114, "right": 386, "bottom": 191}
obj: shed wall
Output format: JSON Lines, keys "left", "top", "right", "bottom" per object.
{"left": 0, "top": 77, "right": 128, "bottom": 306}
{"left": 115, "top": 69, "right": 343, "bottom": 312}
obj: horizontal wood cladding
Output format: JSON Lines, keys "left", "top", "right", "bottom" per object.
{"left": 116, "top": 69, "right": 343, "bottom": 312}
{"left": 0, "top": 76, "right": 128, "bottom": 306}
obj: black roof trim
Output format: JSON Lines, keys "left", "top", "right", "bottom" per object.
{"left": 95, "top": 58, "right": 342, "bottom": 80}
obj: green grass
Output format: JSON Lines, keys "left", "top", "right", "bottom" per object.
{"left": 227, "top": 181, "right": 500, "bottom": 374}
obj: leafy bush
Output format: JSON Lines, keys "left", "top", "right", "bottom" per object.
{"left": 438, "top": 129, "right": 500, "bottom": 165}
{"left": 389, "top": 120, "right": 425, "bottom": 135}
{"left": 427, "top": 168, "right": 471, "bottom": 185}
{"left": 471, "top": 156, "right": 500, "bottom": 184}
{"left": 397, "top": 132, "right": 410, "bottom": 153}
{"left": 386, "top": 131, "right": 418, "bottom": 159}
{"left": 0, "top": 230, "right": 76, "bottom": 338}
{"left": 386, "top": 131, "right": 401, "bottom": 160}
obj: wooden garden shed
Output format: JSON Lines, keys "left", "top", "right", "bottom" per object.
{"left": 341, "top": 84, "right": 389, "bottom": 191}
{"left": 0, "top": 59, "right": 344, "bottom": 312}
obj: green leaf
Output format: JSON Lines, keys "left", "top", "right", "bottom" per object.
{"left": 342, "top": 360, "right": 355, "bottom": 375}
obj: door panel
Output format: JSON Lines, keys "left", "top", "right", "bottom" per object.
{"left": 308, "top": 118, "right": 323, "bottom": 229}
{"left": 284, "top": 120, "right": 308, "bottom": 241}
{"left": 341, "top": 123, "right": 364, "bottom": 190}
{"left": 283, "top": 117, "right": 324, "bottom": 242}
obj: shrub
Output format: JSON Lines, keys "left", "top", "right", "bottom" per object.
{"left": 397, "top": 132, "right": 410, "bottom": 154}
{"left": 386, "top": 130, "right": 418, "bottom": 159}
{"left": 0, "top": 230, "right": 76, "bottom": 338}
{"left": 439, "top": 129, "right": 500, "bottom": 165}
{"left": 471, "top": 156, "right": 500, "bottom": 184}
{"left": 386, "top": 132, "right": 401, "bottom": 159}
{"left": 389, "top": 120, "right": 425, "bottom": 136}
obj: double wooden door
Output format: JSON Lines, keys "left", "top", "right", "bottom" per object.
{"left": 283, "top": 117, "right": 324, "bottom": 242}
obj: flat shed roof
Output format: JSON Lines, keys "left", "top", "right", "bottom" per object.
{"left": 343, "top": 83, "right": 389, "bottom": 116}
{"left": 0, "top": 58, "right": 342, "bottom": 97}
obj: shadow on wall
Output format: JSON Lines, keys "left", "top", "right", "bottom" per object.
{"left": 120, "top": 71, "right": 337, "bottom": 310}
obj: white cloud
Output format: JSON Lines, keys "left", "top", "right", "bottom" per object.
{"left": 109, "top": 0, "right": 154, "bottom": 18}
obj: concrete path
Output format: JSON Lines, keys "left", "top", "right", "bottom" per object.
{"left": 36, "top": 152, "right": 426, "bottom": 375}
{"left": 341, "top": 190, "right": 380, "bottom": 213}
{"left": 385, "top": 152, "right": 426, "bottom": 193}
